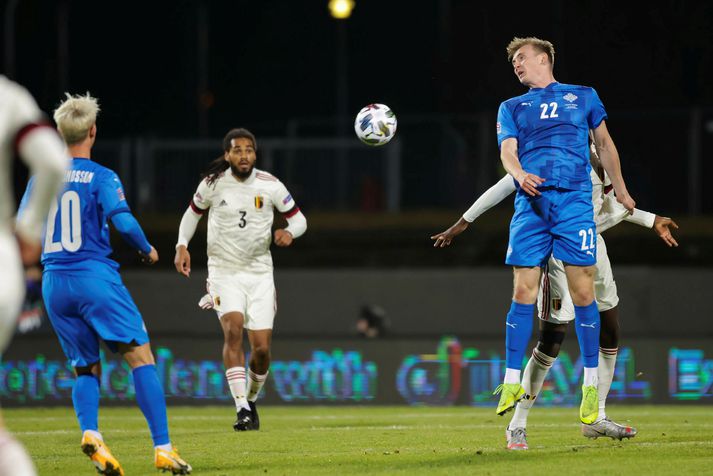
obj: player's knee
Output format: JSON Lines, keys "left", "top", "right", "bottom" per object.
{"left": 223, "top": 325, "right": 243, "bottom": 344}
{"left": 75, "top": 362, "right": 101, "bottom": 377}
{"left": 251, "top": 345, "right": 270, "bottom": 363}
{"left": 537, "top": 329, "right": 565, "bottom": 358}
{"left": 512, "top": 285, "right": 538, "bottom": 304}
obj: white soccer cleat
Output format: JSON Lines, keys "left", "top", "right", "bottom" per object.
{"left": 505, "top": 426, "right": 528, "bottom": 450}
{"left": 582, "top": 418, "right": 637, "bottom": 440}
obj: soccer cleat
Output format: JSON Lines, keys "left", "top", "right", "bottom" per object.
{"left": 582, "top": 418, "right": 637, "bottom": 440}
{"left": 80, "top": 431, "right": 124, "bottom": 476}
{"left": 505, "top": 426, "right": 528, "bottom": 450}
{"left": 233, "top": 407, "right": 254, "bottom": 431}
{"left": 579, "top": 385, "right": 599, "bottom": 424}
{"left": 155, "top": 447, "right": 192, "bottom": 475}
{"left": 248, "top": 401, "right": 260, "bottom": 430}
{"left": 493, "top": 383, "right": 525, "bottom": 416}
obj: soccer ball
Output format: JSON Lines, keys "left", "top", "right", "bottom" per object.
{"left": 354, "top": 104, "right": 397, "bottom": 146}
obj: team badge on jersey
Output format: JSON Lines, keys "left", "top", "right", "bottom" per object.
{"left": 255, "top": 195, "right": 264, "bottom": 209}
{"left": 552, "top": 298, "right": 562, "bottom": 311}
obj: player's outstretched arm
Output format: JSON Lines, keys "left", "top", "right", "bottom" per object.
{"left": 431, "top": 174, "right": 517, "bottom": 248}
{"left": 431, "top": 217, "right": 469, "bottom": 248}
{"left": 174, "top": 207, "right": 202, "bottom": 277}
{"left": 592, "top": 121, "right": 635, "bottom": 211}
{"left": 653, "top": 215, "right": 679, "bottom": 247}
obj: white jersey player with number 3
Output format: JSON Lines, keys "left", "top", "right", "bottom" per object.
{"left": 174, "top": 128, "right": 306, "bottom": 433}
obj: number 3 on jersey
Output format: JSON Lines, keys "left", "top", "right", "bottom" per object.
{"left": 45, "top": 191, "right": 83, "bottom": 253}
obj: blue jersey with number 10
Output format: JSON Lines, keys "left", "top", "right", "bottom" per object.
{"left": 496, "top": 82, "right": 607, "bottom": 192}
{"left": 19, "top": 158, "right": 130, "bottom": 283}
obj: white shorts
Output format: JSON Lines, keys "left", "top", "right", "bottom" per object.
{"left": 537, "top": 234, "right": 619, "bottom": 324}
{"left": 206, "top": 269, "right": 276, "bottom": 330}
{"left": 0, "top": 232, "right": 25, "bottom": 351}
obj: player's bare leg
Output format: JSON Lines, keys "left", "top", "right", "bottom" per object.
{"left": 496, "top": 266, "right": 540, "bottom": 415}
{"left": 245, "top": 329, "right": 272, "bottom": 430}
{"left": 220, "top": 312, "right": 253, "bottom": 431}
{"left": 120, "top": 343, "right": 191, "bottom": 474}
{"left": 582, "top": 306, "right": 637, "bottom": 439}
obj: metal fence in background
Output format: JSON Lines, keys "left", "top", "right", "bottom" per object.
{"left": 91, "top": 109, "right": 712, "bottom": 216}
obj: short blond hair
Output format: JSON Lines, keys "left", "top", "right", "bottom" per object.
{"left": 506, "top": 37, "right": 555, "bottom": 66}
{"left": 53, "top": 92, "right": 100, "bottom": 144}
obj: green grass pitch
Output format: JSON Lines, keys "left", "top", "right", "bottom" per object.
{"left": 6, "top": 405, "right": 713, "bottom": 475}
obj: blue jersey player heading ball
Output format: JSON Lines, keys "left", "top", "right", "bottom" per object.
{"left": 493, "top": 37, "right": 635, "bottom": 428}
{"left": 19, "top": 94, "right": 191, "bottom": 475}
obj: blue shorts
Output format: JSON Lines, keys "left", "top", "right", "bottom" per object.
{"left": 42, "top": 272, "right": 150, "bottom": 367}
{"left": 506, "top": 187, "right": 596, "bottom": 267}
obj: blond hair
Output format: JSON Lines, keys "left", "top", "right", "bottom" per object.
{"left": 53, "top": 93, "right": 100, "bottom": 144}
{"left": 506, "top": 37, "right": 555, "bottom": 66}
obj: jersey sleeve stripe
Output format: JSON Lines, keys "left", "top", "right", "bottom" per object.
{"left": 190, "top": 200, "right": 208, "bottom": 214}
{"left": 106, "top": 207, "right": 132, "bottom": 221}
{"left": 283, "top": 206, "right": 300, "bottom": 218}
{"left": 13, "top": 122, "right": 53, "bottom": 154}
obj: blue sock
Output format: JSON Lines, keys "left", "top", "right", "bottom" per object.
{"left": 132, "top": 364, "right": 170, "bottom": 446}
{"left": 574, "top": 301, "right": 600, "bottom": 368}
{"left": 72, "top": 374, "right": 100, "bottom": 433}
{"left": 505, "top": 301, "right": 535, "bottom": 370}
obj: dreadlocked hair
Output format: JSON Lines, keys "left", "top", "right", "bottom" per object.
{"left": 203, "top": 128, "right": 258, "bottom": 185}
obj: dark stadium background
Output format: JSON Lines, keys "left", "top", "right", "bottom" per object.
{"left": 2, "top": 1, "right": 712, "bottom": 406}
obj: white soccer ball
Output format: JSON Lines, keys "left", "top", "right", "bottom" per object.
{"left": 354, "top": 103, "right": 397, "bottom": 146}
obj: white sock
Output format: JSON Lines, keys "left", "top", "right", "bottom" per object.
{"left": 583, "top": 367, "right": 598, "bottom": 387}
{"left": 510, "top": 348, "right": 555, "bottom": 429}
{"left": 598, "top": 347, "right": 618, "bottom": 421}
{"left": 226, "top": 366, "right": 249, "bottom": 411}
{"left": 504, "top": 368, "right": 521, "bottom": 384}
{"left": 83, "top": 429, "right": 103, "bottom": 441}
{"left": 247, "top": 369, "right": 269, "bottom": 402}
{"left": 155, "top": 443, "right": 172, "bottom": 452}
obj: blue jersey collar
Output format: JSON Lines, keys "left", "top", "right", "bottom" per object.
{"left": 529, "top": 81, "right": 559, "bottom": 92}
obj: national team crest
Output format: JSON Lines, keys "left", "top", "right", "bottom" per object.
{"left": 255, "top": 195, "right": 264, "bottom": 209}
{"left": 552, "top": 298, "right": 562, "bottom": 311}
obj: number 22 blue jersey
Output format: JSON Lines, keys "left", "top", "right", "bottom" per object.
{"left": 19, "top": 157, "right": 131, "bottom": 283}
{"left": 496, "top": 82, "right": 607, "bottom": 191}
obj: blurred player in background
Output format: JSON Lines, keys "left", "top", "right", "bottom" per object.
{"left": 432, "top": 142, "right": 678, "bottom": 450}
{"left": 19, "top": 93, "right": 191, "bottom": 475}
{"left": 0, "top": 75, "right": 69, "bottom": 476}
{"left": 174, "top": 128, "right": 307, "bottom": 432}
{"left": 490, "top": 36, "right": 635, "bottom": 426}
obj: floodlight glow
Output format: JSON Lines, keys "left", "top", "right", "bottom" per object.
{"left": 328, "top": 0, "right": 354, "bottom": 19}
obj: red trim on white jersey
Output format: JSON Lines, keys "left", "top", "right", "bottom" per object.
{"left": 13, "top": 122, "right": 53, "bottom": 154}
{"left": 283, "top": 206, "right": 300, "bottom": 218}
{"left": 190, "top": 200, "right": 207, "bottom": 214}
{"left": 255, "top": 171, "right": 277, "bottom": 182}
